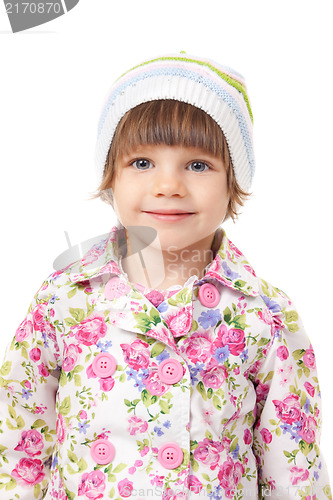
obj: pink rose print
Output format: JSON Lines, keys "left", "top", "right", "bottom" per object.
{"left": 304, "top": 382, "right": 315, "bottom": 397}
{"left": 207, "top": 256, "right": 223, "bottom": 274}
{"left": 261, "top": 343, "right": 271, "bottom": 357}
{"left": 11, "top": 458, "right": 45, "bottom": 485}
{"left": 277, "top": 345, "right": 289, "bottom": 361}
{"left": 120, "top": 339, "right": 150, "bottom": 371}
{"left": 105, "top": 276, "right": 131, "bottom": 300}
{"left": 143, "top": 371, "right": 168, "bottom": 396}
{"left": 44, "top": 321, "right": 57, "bottom": 343}
{"left": 32, "top": 303, "right": 57, "bottom": 343}
{"left": 243, "top": 429, "right": 252, "bottom": 445}
{"left": 218, "top": 457, "right": 245, "bottom": 498}
{"left": 38, "top": 363, "right": 49, "bottom": 378}
{"left": 258, "top": 308, "right": 275, "bottom": 335}
{"left": 33, "top": 303, "right": 48, "bottom": 330}
{"left": 163, "top": 490, "right": 187, "bottom": 500}
{"left": 56, "top": 414, "right": 67, "bottom": 444}
{"left": 139, "top": 446, "right": 149, "bottom": 457}
{"left": 34, "top": 404, "right": 47, "bottom": 415}
{"left": 228, "top": 240, "right": 244, "bottom": 258}
{"left": 273, "top": 393, "right": 301, "bottom": 424}
{"left": 189, "top": 475, "right": 203, "bottom": 494}
{"left": 15, "top": 317, "right": 33, "bottom": 342}
{"left": 71, "top": 313, "right": 107, "bottom": 346}
{"left": 216, "top": 325, "right": 245, "bottom": 356}
{"left": 298, "top": 414, "right": 317, "bottom": 443}
{"left": 193, "top": 438, "right": 224, "bottom": 470}
{"left": 145, "top": 326, "right": 170, "bottom": 344}
{"left": 14, "top": 430, "right": 44, "bottom": 457}
{"left": 256, "top": 381, "right": 270, "bottom": 403}
{"left": 201, "top": 364, "right": 228, "bottom": 389}
{"left": 98, "top": 377, "right": 115, "bottom": 392}
{"left": 118, "top": 478, "right": 133, "bottom": 498}
{"left": 272, "top": 314, "right": 284, "bottom": 333}
{"left": 245, "top": 360, "right": 261, "bottom": 378}
{"left": 222, "top": 435, "right": 232, "bottom": 453}
{"left": 164, "top": 306, "right": 192, "bottom": 336}
{"left": 78, "top": 470, "right": 106, "bottom": 499}
{"left": 145, "top": 289, "right": 164, "bottom": 307}
{"left": 244, "top": 264, "right": 256, "bottom": 277}
{"left": 128, "top": 416, "right": 148, "bottom": 436}
{"left": 29, "top": 347, "right": 41, "bottom": 362}
{"left": 150, "top": 474, "right": 164, "bottom": 487}
{"left": 63, "top": 343, "right": 82, "bottom": 372}
{"left": 79, "top": 410, "right": 87, "bottom": 420}
{"left": 260, "top": 428, "right": 272, "bottom": 444}
{"left": 182, "top": 331, "right": 214, "bottom": 363}
{"left": 86, "top": 363, "right": 96, "bottom": 379}
{"left": 81, "top": 241, "right": 108, "bottom": 266}
{"left": 290, "top": 466, "right": 310, "bottom": 485}
{"left": 303, "top": 346, "right": 316, "bottom": 369}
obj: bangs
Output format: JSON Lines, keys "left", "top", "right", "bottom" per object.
{"left": 111, "top": 100, "right": 227, "bottom": 159}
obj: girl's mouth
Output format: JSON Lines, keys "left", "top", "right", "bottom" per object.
{"left": 143, "top": 212, "right": 195, "bottom": 222}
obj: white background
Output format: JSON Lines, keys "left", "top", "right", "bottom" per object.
{"left": 1, "top": 0, "right": 332, "bottom": 477}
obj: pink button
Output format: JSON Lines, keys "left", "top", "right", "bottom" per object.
{"left": 105, "top": 276, "right": 122, "bottom": 300}
{"left": 158, "top": 442, "right": 183, "bottom": 469}
{"left": 91, "top": 439, "right": 115, "bottom": 464}
{"left": 92, "top": 353, "right": 117, "bottom": 378}
{"left": 198, "top": 283, "right": 220, "bottom": 308}
{"left": 158, "top": 359, "right": 183, "bottom": 384}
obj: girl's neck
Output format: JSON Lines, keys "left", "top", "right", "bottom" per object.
{"left": 120, "top": 229, "right": 218, "bottom": 290}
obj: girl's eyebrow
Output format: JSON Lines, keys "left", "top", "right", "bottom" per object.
{"left": 121, "top": 148, "right": 151, "bottom": 159}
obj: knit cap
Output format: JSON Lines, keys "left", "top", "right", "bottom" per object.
{"left": 95, "top": 53, "right": 255, "bottom": 192}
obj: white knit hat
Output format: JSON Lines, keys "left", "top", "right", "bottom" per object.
{"left": 95, "top": 53, "right": 255, "bottom": 192}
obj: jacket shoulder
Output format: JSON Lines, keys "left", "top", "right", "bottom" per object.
{"left": 27, "top": 258, "right": 82, "bottom": 315}
{"left": 256, "top": 277, "right": 303, "bottom": 335}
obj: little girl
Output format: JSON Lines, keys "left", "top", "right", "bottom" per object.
{"left": 0, "top": 53, "right": 331, "bottom": 499}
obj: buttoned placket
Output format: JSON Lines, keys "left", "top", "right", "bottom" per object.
{"left": 66, "top": 222, "right": 261, "bottom": 478}
{"left": 90, "top": 270, "right": 195, "bottom": 475}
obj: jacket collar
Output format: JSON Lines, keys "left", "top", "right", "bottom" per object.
{"left": 68, "top": 220, "right": 260, "bottom": 297}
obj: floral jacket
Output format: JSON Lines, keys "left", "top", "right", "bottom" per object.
{"left": 0, "top": 222, "right": 331, "bottom": 500}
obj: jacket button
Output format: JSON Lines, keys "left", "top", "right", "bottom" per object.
{"left": 92, "top": 353, "right": 117, "bottom": 378}
{"left": 198, "top": 283, "right": 220, "bottom": 308}
{"left": 158, "top": 442, "right": 183, "bottom": 469}
{"left": 91, "top": 439, "right": 115, "bottom": 464}
{"left": 104, "top": 276, "right": 121, "bottom": 300}
{"left": 158, "top": 359, "right": 183, "bottom": 384}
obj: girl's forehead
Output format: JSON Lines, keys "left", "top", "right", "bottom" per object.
{"left": 120, "top": 143, "right": 221, "bottom": 160}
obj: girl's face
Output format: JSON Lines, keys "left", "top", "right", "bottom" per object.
{"left": 110, "top": 144, "right": 229, "bottom": 253}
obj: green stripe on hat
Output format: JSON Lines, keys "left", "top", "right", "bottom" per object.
{"left": 118, "top": 56, "right": 253, "bottom": 123}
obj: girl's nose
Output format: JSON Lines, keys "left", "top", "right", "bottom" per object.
{"left": 151, "top": 169, "right": 187, "bottom": 197}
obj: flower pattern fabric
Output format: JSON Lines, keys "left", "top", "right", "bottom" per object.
{"left": 0, "top": 221, "right": 331, "bottom": 499}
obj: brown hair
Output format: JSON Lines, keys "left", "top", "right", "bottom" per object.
{"left": 90, "top": 100, "right": 251, "bottom": 222}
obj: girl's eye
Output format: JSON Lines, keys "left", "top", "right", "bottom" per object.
{"left": 131, "top": 159, "right": 153, "bottom": 170}
{"left": 188, "top": 161, "right": 210, "bottom": 172}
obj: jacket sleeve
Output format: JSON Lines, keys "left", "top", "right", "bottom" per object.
{"left": 251, "top": 282, "right": 332, "bottom": 500}
{"left": 0, "top": 282, "right": 61, "bottom": 499}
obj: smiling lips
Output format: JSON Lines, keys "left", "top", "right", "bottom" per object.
{"left": 143, "top": 209, "right": 195, "bottom": 221}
